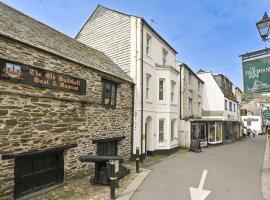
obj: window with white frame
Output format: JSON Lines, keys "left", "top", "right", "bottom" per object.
{"left": 159, "top": 119, "right": 165, "bottom": 142}
{"left": 188, "top": 72, "right": 192, "bottom": 85}
{"left": 189, "top": 98, "right": 193, "bottom": 115}
{"left": 159, "top": 79, "right": 164, "bottom": 101}
{"left": 234, "top": 103, "right": 236, "bottom": 112}
{"left": 198, "top": 102, "right": 201, "bottom": 116}
{"left": 225, "top": 99, "right": 228, "bottom": 110}
{"left": 146, "top": 34, "right": 151, "bottom": 55}
{"left": 146, "top": 74, "right": 151, "bottom": 99}
{"left": 171, "top": 119, "right": 175, "bottom": 141}
{"left": 229, "top": 102, "right": 232, "bottom": 111}
{"left": 171, "top": 81, "right": 176, "bottom": 103}
{"left": 162, "top": 48, "right": 168, "bottom": 65}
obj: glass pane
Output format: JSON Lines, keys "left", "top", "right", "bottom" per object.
{"left": 216, "top": 122, "right": 222, "bottom": 142}
{"left": 209, "top": 123, "right": 215, "bottom": 142}
{"left": 159, "top": 120, "right": 164, "bottom": 142}
{"left": 159, "top": 91, "right": 163, "bottom": 100}
{"left": 171, "top": 120, "right": 174, "bottom": 141}
{"left": 111, "top": 85, "right": 116, "bottom": 106}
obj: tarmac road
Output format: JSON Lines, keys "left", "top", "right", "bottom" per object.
{"left": 131, "top": 135, "right": 266, "bottom": 200}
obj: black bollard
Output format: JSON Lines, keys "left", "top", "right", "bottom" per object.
{"left": 110, "top": 162, "right": 117, "bottom": 200}
{"left": 136, "top": 147, "right": 140, "bottom": 173}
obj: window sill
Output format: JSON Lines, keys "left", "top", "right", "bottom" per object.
{"left": 145, "top": 100, "right": 153, "bottom": 104}
{"left": 158, "top": 101, "right": 166, "bottom": 105}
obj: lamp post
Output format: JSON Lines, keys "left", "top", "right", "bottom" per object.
{"left": 256, "top": 12, "right": 270, "bottom": 41}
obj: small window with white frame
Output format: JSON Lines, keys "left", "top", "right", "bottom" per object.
{"left": 146, "top": 33, "right": 151, "bottom": 55}
{"left": 198, "top": 102, "right": 201, "bottom": 116}
{"left": 159, "top": 119, "right": 165, "bottom": 142}
{"left": 162, "top": 48, "right": 168, "bottom": 65}
{"left": 146, "top": 74, "right": 151, "bottom": 100}
{"left": 171, "top": 119, "right": 176, "bottom": 141}
{"left": 188, "top": 72, "right": 192, "bottom": 85}
{"left": 189, "top": 98, "right": 193, "bottom": 115}
{"left": 171, "top": 81, "right": 176, "bottom": 103}
{"left": 159, "top": 79, "right": 165, "bottom": 101}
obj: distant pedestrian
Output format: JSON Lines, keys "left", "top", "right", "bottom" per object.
{"left": 252, "top": 129, "right": 256, "bottom": 137}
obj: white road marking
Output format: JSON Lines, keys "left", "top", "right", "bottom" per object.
{"left": 198, "top": 170, "right": 208, "bottom": 189}
{"left": 189, "top": 170, "right": 211, "bottom": 200}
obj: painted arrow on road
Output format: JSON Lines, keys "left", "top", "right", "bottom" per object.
{"left": 189, "top": 170, "right": 211, "bottom": 200}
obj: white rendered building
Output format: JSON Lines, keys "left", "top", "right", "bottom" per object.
{"left": 76, "top": 5, "right": 180, "bottom": 157}
{"left": 196, "top": 71, "right": 240, "bottom": 144}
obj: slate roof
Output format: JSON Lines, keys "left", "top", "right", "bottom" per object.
{"left": 76, "top": 5, "right": 178, "bottom": 54}
{"left": 0, "top": 2, "right": 133, "bottom": 83}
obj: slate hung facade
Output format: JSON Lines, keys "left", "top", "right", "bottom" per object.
{"left": 0, "top": 2, "right": 134, "bottom": 199}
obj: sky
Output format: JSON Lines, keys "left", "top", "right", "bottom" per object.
{"left": 1, "top": 0, "right": 270, "bottom": 89}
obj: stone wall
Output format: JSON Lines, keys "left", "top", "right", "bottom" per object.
{"left": 181, "top": 67, "right": 203, "bottom": 119}
{"left": 0, "top": 35, "right": 133, "bottom": 199}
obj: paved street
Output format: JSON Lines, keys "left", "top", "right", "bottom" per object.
{"left": 131, "top": 136, "right": 266, "bottom": 200}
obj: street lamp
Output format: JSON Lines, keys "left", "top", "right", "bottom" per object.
{"left": 256, "top": 12, "right": 270, "bottom": 41}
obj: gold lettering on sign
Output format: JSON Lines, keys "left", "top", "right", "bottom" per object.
{"left": 29, "top": 69, "right": 41, "bottom": 77}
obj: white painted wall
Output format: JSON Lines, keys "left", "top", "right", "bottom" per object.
{"left": 242, "top": 116, "right": 262, "bottom": 135}
{"left": 197, "top": 72, "right": 224, "bottom": 111}
{"left": 77, "top": 6, "right": 180, "bottom": 155}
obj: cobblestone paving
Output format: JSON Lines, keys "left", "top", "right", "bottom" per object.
{"left": 30, "top": 167, "right": 138, "bottom": 200}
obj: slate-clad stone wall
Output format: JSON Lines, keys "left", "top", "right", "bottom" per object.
{"left": 0, "top": 35, "right": 133, "bottom": 199}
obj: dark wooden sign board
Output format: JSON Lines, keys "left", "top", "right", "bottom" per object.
{"left": 0, "top": 58, "right": 86, "bottom": 94}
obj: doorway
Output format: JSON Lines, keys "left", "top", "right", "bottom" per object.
{"left": 145, "top": 116, "right": 152, "bottom": 156}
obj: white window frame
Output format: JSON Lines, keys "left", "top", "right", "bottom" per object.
{"left": 198, "top": 102, "right": 201, "bottom": 116}
{"left": 229, "top": 101, "right": 232, "bottom": 111}
{"left": 159, "top": 79, "right": 165, "bottom": 101}
{"left": 146, "top": 74, "right": 151, "bottom": 100}
{"left": 146, "top": 33, "right": 151, "bottom": 55}
{"left": 171, "top": 119, "right": 176, "bottom": 141}
{"left": 189, "top": 98, "right": 193, "bottom": 116}
{"left": 225, "top": 99, "right": 228, "bottom": 110}
{"left": 188, "top": 72, "right": 192, "bottom": 85}
{"left": 162, "top": 48, "right": 168, "bottom": 65}
{"left": 171, "top": 81, "right": 176, "bottom": 103}
{"left": 159, "top": 119, "right": 165, "bottom": 143}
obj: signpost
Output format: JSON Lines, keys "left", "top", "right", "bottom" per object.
{"left": 242, "top": 56, "right": 270, "bottom": 94}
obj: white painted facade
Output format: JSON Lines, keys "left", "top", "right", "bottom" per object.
{"left": 76, "top": 6, "right": 180, "bottom": 155}
{"left": 197, "top": 72, "right": 238, "bottom": 121}
{"left": 196, "top": 71, "right": 240, "bottom": 144}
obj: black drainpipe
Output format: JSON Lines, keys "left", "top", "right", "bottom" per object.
{"left": 179, "top": 64, "right": 183, "bottom": 120}
{"left": 140, "top": 19, "right": 144, "bottom": 160}
{"left": 130, "top": 84, "right": 135, "bottom": 161}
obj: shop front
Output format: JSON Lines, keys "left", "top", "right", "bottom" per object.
{"left": 191, "top": 120, "right": 223, "bottom": 145}
{"left": 208, "top": 121, "right": 223, "bottom": 144}
{"left": 191, "top": 122, "right": 208, "bottom": 147}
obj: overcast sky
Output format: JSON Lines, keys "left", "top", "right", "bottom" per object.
{"left": 2, "top": 0, "right": 270, "bottom": 88}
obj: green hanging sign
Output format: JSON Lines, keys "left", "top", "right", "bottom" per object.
{"left": 242, "top": 56, "right": 270, "bottom": 94}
